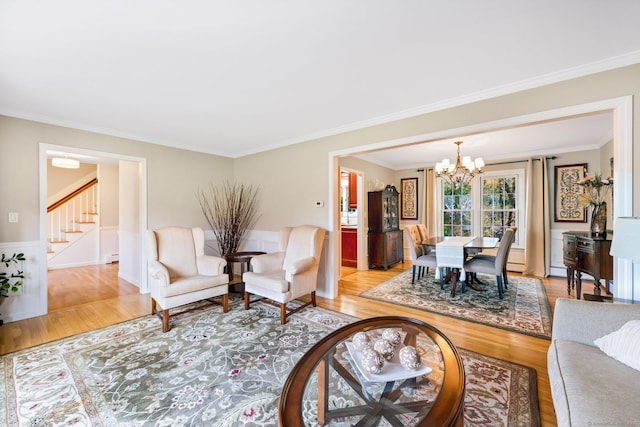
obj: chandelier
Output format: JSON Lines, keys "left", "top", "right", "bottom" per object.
{"left": 434, "top": 141, "right": 484, "bottom": 187}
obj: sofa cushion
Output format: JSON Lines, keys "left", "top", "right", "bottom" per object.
{"left": 548, "top": 340, "right": 640, "bottom": 426}
{"left": 594, "top": 319, "right": 640, "bottom": 371}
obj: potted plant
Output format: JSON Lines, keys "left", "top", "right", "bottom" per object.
{"left": 1, "top": 252, "right": 25, "bottom": 326}
{"left": 196, "top": 181, "right": 261, "bottom": 257}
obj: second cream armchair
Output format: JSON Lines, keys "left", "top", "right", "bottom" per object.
{"left": 243, "top": 225, "right": 325, "bottom": 324}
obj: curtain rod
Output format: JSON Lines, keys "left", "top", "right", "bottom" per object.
{"left": 417, "top": 156, "right": 556, "bottom": 172}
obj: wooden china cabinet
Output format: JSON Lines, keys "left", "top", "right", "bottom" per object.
{"left": 368, "top": 185, "right": 403, "bottom": 270}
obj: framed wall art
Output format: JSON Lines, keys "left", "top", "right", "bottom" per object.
{"left": 554, "top": 163, "right": 587, "bottom": 223}
{"left": 400, "top": 177, "right": 418, "bottom": 220}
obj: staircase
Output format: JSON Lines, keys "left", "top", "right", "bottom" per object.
{"left": 47, "top": 179, "right": 100, "bottom": 269}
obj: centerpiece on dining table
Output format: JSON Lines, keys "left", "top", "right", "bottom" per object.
{"left": 577, "top": 173, "right": 613, "bottom": 236}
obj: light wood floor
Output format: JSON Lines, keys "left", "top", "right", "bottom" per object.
{"left": 0, "top": 262, "right": 590, "bottom": 427}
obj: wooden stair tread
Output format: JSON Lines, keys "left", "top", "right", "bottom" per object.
{"left": 62, "top": 230, "right": 83, "bottom": 233}
{"left": 83, "top": 212, "right": 99, "bottom": 215}
{"left": 49, "top": 239, "right": 69, "bottom": 243}
{"left": 75, "top": 221, "right": 96, "bottom": 224}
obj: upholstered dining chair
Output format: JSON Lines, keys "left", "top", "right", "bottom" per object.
{"left": 147, "top": 226, "right": 229, "bottom": 332}
{"left": 243, "top": 225, "right": 325, "bottom": 324}
{"left": 416, "top": 223, "right": 430, "bottom": 246}
{"left": 469, "top": 226, "right": 517, "bottom": 289}
{"left": 404, "top": 226, "right": 437, "bottom": 284}
{"left": 463, "top": 227, "right": 515, "bottom": 299}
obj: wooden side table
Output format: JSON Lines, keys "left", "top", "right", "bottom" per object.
{"left": 224, "top": 251, "right": 266, "bottom": 293}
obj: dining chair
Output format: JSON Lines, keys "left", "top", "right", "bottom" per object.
{"left": 463, "top": 227, "right": 515, "bottom": 299}
{"left": 416, "top": 223, "right": 429, "bottom": 245}
{"left": 470, "top": 226, "right": 517, "bottom": 289}
{"left": 404, "top": 226, "right": 437, "bottom": 284}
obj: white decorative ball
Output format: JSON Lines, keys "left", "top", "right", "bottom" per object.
{"left": 361, "top": 348, "right": 384, "bottom": 374}
{"left": 399, "top": 345, "right": 421, "bottom": 370}
{"left": 352, "top": 332, "right": 372, "bottom": 352}
{"left": 381, "top": 328, "right": 402, "bottom": 348}
{"left": 373, "top": 338, "right": 395, "bottom": 361}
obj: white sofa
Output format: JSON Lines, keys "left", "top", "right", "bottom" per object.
{"left": 547, "top": 298, "right": 640, "bottom": 426}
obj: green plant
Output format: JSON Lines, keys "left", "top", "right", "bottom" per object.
{"left": 1, "top": 252, "right": 25, "bottom": 298}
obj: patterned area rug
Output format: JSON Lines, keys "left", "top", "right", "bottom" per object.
{"left": 360, "top": 270, "right": 552, "bottom": 339}
{"left": 0, "top": 301, "right": 540, "bottom": 426}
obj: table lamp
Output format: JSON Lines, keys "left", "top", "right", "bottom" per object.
{"left": 610, "top": 217, "right": 640, "bottom": 261}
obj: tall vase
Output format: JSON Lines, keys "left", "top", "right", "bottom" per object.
{"left": 590, "top": 202, "right": 607, "bottom": 236}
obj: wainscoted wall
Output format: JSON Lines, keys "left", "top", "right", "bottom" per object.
{"left": 0, "top": 241, "right": 46, "bottom": 323}
{"left": 550, "top": 229, "right": 569, "bottom": 278}
{"left": 100, "top": 226, "right": 119, "bottom": 264}
{"left": 204, "top": 228, "right": 332, "bottom": 298}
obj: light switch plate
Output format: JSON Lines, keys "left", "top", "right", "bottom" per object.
{"left": 8, "top": 212, "right": 18, "bottom": 223}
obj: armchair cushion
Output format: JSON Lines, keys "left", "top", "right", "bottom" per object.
{"left": 243, "top": 270, "right": 289, "bottom": 293}
{"left": 158, "top": 274, "right": 229, "bottom": 298}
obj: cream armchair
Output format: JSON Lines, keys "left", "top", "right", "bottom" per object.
{"left": 147, "top": 226, "right": 229, "bottom": 332}
{"left": 243, "top": 225, "right": 325, "bottom": 324}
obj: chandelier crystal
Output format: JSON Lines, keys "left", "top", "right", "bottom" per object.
{"left": 435, "top": 141, "right": 484, "bottom": 187}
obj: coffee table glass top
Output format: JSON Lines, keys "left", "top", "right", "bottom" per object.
{"left": 279, "top": 317, "right": 465, "bottom": 426}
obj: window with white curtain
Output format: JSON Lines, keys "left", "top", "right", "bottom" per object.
{"left": 480, "top": 175, "right": 519, "bottom": 243}
{"left": 437, "top": 168, "right": 525, "bottom": 246}
{"left": 442, "top": 182, "right": 473, "bottom": 237}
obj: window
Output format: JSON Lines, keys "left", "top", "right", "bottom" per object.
{"left": 442, "top": 182, "right": 472, "bottom": 237}
{"left": 481, "top": 176, "right": 517, "bottom": 241}
{"left": 437, "top": 169, "right": 524, "bottom": 246}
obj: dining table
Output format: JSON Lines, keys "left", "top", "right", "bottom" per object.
{"left": 423, "top": 236, "right": 499, "bottom": 297}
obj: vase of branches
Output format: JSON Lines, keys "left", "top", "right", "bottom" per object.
{"left": 577, "top": 173, "right": 613, "bottom": 236}
{"left": 196, "top": 181, "right": 261, "bottom": 258}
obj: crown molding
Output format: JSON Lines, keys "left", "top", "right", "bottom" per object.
{"left": 237, "top": 50, "right": 640, "bottom": 158}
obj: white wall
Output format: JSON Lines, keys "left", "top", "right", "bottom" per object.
{"left": 118, "top": 160, "right": 141, "bottom": 287}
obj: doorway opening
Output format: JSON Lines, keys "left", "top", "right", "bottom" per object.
{"left": 39, "top": 144, "right": 148, "bottom": 316}
{"left": 328, "top": 97, "right": 633, "bottom": 300}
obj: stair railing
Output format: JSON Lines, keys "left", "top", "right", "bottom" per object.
{"left": 47, "top": 179, "right": 98, "bottom": 248}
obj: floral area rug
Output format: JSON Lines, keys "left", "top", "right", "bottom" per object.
{"left": 359, "top": 270, "right": 552, "bottom": 339}
{"left": 0, "top": 300, "right": 540, "bottom": 426}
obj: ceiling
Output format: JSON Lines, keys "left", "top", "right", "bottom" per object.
{"left": 2, "top": 1, "right": 640, "bottom": 164}
{"left": 353, "top": 111, "right": 614, "bottom": 170}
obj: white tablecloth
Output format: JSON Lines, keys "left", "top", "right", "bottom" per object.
{"left": 435, "top": 236, "right": 474, "bottom": 280}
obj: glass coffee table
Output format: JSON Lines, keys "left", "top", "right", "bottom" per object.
{"left": 279, "top": 316, "right": 465, "bottom": 426}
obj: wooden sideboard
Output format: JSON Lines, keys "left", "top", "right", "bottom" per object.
{"left": 562, "top": 231, "right": 613, "bottom": 300}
